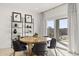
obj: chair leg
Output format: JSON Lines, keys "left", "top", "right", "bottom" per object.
{"left": 54, "top": 48, "right": 57, "bottom": 56}
{"left": 24, "top": 50, "right": 27, "bottom": 56}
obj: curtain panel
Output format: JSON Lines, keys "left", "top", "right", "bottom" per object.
{"left": 68, "top": 3, "right": 79, "bottom": 54}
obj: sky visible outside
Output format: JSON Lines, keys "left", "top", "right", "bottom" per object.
{"left": 47, "top": 20, "right": 54, "bottom": 28}
{"left": 59, "top": 19, "right": 68, "bottom": 28}
{"left": 47, "top": 19, "right": 68, "bottom": 28}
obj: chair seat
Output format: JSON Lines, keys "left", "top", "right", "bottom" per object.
{"left": 15, "top": 45, "right": 26, "bottom": 51}
{"left": 12, "top": 40, "right": 27, "bottom": 51}
{"left": 47, "top": 46, "right": 55, "bottom": 49}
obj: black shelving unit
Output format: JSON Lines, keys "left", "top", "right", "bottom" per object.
{"left": 11, "top": 12, "right": 23, "bottom": 41}
{"left": 24, "top": 14, "right": 34, "bottom": 36}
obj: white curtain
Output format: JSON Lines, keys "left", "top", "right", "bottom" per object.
{"left": 68, "top": 3, "right": 79, "bottom": 54}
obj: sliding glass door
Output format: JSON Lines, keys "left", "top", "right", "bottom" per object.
{"left": 56, "top": 18, "right": 68, "bottom": 41}
{"left": 46, "top": 18, "right": 68, "bottom": 41}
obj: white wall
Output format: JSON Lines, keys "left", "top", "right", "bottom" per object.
{"left": 0, "top": 6, "right": 41, "bottom": 48}
{"left": 41, "top": 4, "right": 68, "bottom": 36}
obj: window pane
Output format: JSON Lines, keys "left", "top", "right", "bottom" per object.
{"left": 59, "top": 19, "right": 68, "bottom": 36}
{"left": 59, "top": 19, "right": 68, "bottom": 29}
{"left": 58, "top": 19, "right": 68, "bottom": 41}
{"left": 47, "top": 20, "right": 54, "bottom": 28}
{"left": 47, "top": 20, "right": 54, "bottom": 37}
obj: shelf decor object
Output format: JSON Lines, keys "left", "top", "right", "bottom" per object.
{"left": 12, "top": 12, "right": 21, "bottom": 22}
{"left": 25, "top": 14, "right": 32, "bottom": 23}
{"left": 13, "top": 29, "right": 17, "bottom": 34}
{"left": 14, "top": 23, "right": 18, "bottom": 27}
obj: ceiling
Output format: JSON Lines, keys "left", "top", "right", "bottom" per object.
{"left": 0, "top": 3, "right": 62, "bottom": 13}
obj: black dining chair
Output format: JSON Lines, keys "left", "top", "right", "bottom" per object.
{"left": 12, "top": 39, "right": 27, "bottom": 56}
{"left": 32, "top": 42, "right": 47, "bottom": 56}
{"left": 47, "top": 38, "right": 57, "bottom": 56}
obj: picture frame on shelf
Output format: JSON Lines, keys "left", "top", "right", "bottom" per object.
{"left": 25, "top": 14, "right": 32, "bottom": 23}
{"left": 12, "top": 12, "right": 21, "bottom": 22}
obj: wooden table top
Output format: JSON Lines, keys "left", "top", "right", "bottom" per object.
{"left": 20, "top": 36, "right": 47, "bottom": 44}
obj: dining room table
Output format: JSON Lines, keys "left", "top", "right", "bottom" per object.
{"left": 20, "top": 36, "right": 48, "bottom": 56}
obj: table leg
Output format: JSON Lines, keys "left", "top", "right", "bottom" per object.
{"left": 28, "top": 44, "right": 32, "bottom": 56}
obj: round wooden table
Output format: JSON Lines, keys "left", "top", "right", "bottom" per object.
{"left": 20, "top": 36, "right": 47, "bottom": 56}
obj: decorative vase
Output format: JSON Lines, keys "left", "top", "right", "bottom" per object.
{"left": 13, "top": 29, "right": 17, "bottom": 34}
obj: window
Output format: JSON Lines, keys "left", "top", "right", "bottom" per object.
{"left": 47, "top": 20, "right": 54, "bottom": 37}
{"left": 59, "top": 19, "right": 68, "bottom": 36}
{"left": 46, "top": 18, "right": 68, "bottom": 41}
{"left": 58, "top": 18, "right": 68, "bottom": 41}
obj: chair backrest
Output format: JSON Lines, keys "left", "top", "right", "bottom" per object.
{"left": 12, "top": 40, "right": 21, "bottom": 51}
{"left": 32, "top": 42, "right": 47, "bottom": 56}
{"left": 12, "top": 40, "right": 26, "bottom": 51}
{"left": 50, "top": 38, "right": 56, "bottom": 48}
{"left": 33, "top": 42, "right": 46, "bottom": 51}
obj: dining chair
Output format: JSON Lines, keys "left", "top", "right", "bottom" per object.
{"left": 47, "top": 38, "right": 57, "bottom": 56}
{"left": 32, "top": 42, "right": 47, "bottom": 56}
{"left": 12, "top": 39, "right": 27, "bottom": 56}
